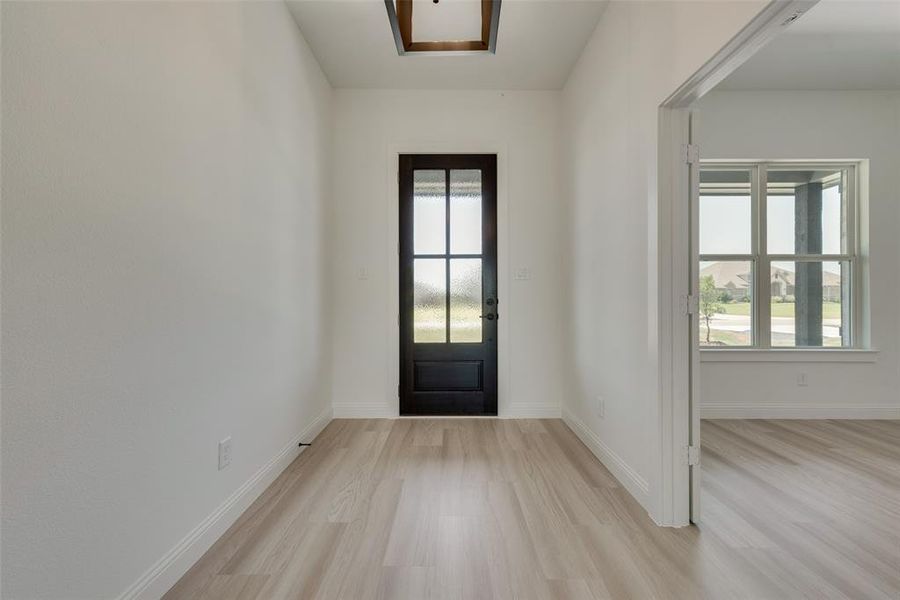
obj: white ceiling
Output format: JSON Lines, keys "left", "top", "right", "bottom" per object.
{"left": 788, "top": 0, "right": 900, "bottom": 32}
{"left": 285, "top": 0, "right": 609, "bottom": 90}
{"left": 719, "top": 0, "right": 900, "bottom": 90}
{"left": 412, "top": 0, "right": 482, "bottom": 42}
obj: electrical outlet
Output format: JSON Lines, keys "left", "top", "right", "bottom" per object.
{"left": 356, "top": 267, "right": 369, "bottom": 280}
{"left": 597, "top": 395, "right": 606, "bottom": 418}
{"left": 513, "top": 267, "right": 532, "bottom": 281}
{"left": 797, "top": 373, "right": 808, "bottom": 387}
{"left": 218, "top": 437, "right": 232, "bottom": 471}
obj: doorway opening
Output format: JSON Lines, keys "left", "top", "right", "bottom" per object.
{"left": 657, "top": 1, "right": 820, "bottom": 525}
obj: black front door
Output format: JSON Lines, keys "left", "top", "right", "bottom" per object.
{"left": 399, "top": 154, "right": 498, "bottom": 415}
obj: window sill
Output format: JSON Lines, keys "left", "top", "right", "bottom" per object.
{"left": 699, "top": 349, "right": 879, "bottom": 363}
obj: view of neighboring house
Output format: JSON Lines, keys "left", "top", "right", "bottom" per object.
{"left": 700, "top": 261, "right": 841, "bottom": 302}
{"left": 699, "top": 261, "right": 752, "bottom": 301}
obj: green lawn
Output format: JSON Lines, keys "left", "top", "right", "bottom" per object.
{"left": 720, "top": 301, "right": 842, "bottom": 319}
{"left": 700, "top": 328, "right": 750, "bottom": 346}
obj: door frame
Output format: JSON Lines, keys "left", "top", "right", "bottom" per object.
{"left": 656, "top": 0, "right": 819, "bottom": 526}
{"left": 398, "top": 153, "right": 499, "bottom": 416}
{"left": 385, "top": 142, "right": 510, "bottom": 418}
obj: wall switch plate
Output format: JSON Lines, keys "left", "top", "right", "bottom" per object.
{"left": 514, "top": 267, "right": 532, "bottom": 281}
{"left": 597, "top": 395, "right": 606, "bottom": 418}
{"left": 356, "top": 267, "right": 369, "bottom": 280}
{"left": 218, "top": 437, "right": 232, "bottom": 471}
{"left": 797, "top": 373, "right": 808, "bottom": 387}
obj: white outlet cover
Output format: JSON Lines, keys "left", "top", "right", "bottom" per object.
{"left": 514, "top": 267, "right": 531, "bottom": 280}
{"left": 218, "top": 437, "right": 232, "bottom": 471}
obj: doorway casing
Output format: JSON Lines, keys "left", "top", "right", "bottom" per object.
{"left": 656, "top": 0, "right": 819, "bottom": 526}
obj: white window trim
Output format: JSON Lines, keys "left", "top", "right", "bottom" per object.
{"left": 699, "top": 160, "right": 867, "bottom": 352}
{"left": 700, "top": 348, "right": 878, "bottom": 363}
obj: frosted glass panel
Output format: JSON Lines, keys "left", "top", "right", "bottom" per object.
{"left": 450, "top": 259, "right": 482, "bottom": 343}
{"left": 414, "top": 170, "right": 446, "bottom": 255}
{"left": 414, "top": 259, "right": 446, "bottom": 343}
{"left": 767, "top": 168, "right": 844, "bottom": 255}
{"left": 450, "top": 170, "right": 482, "bottom": 254}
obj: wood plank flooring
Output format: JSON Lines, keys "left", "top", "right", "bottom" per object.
{"left": 164, "top": 419, "right": 900, "bottom": 600}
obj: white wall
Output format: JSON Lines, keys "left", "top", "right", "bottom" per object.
{"left": 330, "top": 90, "right": 566, "bottom": 419}
{"left": 1, "top": 2, "right": 332, "bottom": 598}
{"left": 560, "top": 1, "right": 767, "bottom": 520}
{"left": 695, "top": 90, "right": 900, "bottom": 419}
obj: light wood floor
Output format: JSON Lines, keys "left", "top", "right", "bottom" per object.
{"left": 164, "top": 419, "right": 900, "bottom": 600}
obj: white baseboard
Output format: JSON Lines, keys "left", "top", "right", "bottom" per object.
{"left": 701, "top": 403, "right": 900, "bottom": 419}
{"left": 117, "top": 405, "right": 333, "bottom": 600}
{"left": 332, "top": 402, "right": 397, "bottom": 418}
{"left": 561, "top": 409, "right": 651, "bottom": 511}
{"left": 332, "top": 402, "right": 560, "bottom": 419}
{"left": 502, "top": 403, "right": 561, "bottom": 418}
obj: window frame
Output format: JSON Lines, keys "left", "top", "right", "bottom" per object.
{"left": 699, "top": 160, "right": 861, "bottom": 351}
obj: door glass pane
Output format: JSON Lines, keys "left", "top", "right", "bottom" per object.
{"left": 450, "top": 258, "right": 482, "bottom": 343}
{"left": 414, "top": 258, "right": 446, "bottom": 343}
{"left": 771, "top": 261, "right": 848, "bottom": 347}
{"left": 699, "top": 260, "right": 753, "bottom": 347}
{"left": 699, "top": 170, "right": 752, "bottom": 254}
{"left": 767, "top": 168, "right": 844, "bottom": 255}
{"left": 414, "top": 170, "right": 446, "bottom": 255}
{"left": 450, "top": 169, "right": 482, "bottom": 254}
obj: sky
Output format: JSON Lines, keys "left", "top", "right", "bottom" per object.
{"left": 700, "top": 186, "right": 843, "bottom": 274}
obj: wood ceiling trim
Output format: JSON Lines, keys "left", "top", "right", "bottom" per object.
{"left": 407, "top": 40, "right": 488, "bottom": 52}
{"left": 385, "top": 0, "right": 501, "bottom": 55}
{"left": 481, "top": 0, "right": 492, "bottom": 46}
{"left": 397, "top": 0, "right": 412, "bottom": 48}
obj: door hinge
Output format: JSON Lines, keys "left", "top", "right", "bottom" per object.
{"left": 683, "top": 294, "right": 699, "bottom": 315}
{"left": 686, "top": 445, "right": 701, "bottom": 466}
{"left": 683, "top": 144, "right": 699, "bottom": 165}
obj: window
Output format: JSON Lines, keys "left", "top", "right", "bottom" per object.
{"left": 412, "top": 168, "right": 485, "bottom": 344}
{"left": 698, "top": 162, "right": 859, "bottom": 349}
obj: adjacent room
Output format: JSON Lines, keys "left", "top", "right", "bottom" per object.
{"left": 690, "top": 3, "right": 900, "bottom": 598}
{"left": 2, "top": 1, "right": 898, "bottom": 599}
